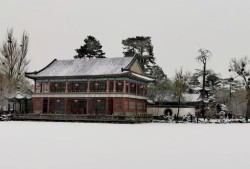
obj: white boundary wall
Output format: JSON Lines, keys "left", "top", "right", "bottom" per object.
{"left": 147, "top": 106, "right": 195, "bottom": 117}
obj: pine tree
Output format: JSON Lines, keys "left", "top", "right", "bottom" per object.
{"left": 122, "top": 36, "right": 155, "bottom": 74}
{"left": 147, "top": 65, "right": 172, "bottom": 101}
{"left": 74, "top": 36, "right": 105, "bottom": 59}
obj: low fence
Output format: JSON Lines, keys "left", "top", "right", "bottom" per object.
{"left": 13, "top": 113, "right": 153, "bottom": 123}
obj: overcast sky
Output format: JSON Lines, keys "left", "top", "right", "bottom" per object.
{"left": 0, "top": 0, "right": 250, "bottom": 78}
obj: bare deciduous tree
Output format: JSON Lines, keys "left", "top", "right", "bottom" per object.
{"left": 230, "top": 88, "right": 247, "bottom": 117}
{"left": 0, "top": 28, "right": 30, "bottom": 95}
{"left": 173, "top": 68, "right": 190, "bottom": 122}
{"left": 229, "top": 56, "right": 250, "bottom": 122}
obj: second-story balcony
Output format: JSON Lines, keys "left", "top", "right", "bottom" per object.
{"left": 35, "top": 79, "right": 148, "bottom": 97}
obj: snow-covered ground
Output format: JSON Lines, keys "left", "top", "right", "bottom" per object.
{"left": 0, "top": 121, "right": 250, "bottom": 169}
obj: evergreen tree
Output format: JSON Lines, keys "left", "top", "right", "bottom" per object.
{"left": 189, "top": 74, "right": 200, "bottom": 86}
{"left": 206, "top": 71, "right": 220, "bottom": 89}
{"left": 147, "top": 65, "right": 172, "bottom": 101}
{"left": 122, "top": 36, "right": 155, "bottom": 74}
{"left": 150, "top": 65, "right": 167, "bottom": 80}
{"left": 74, "top": 36, "right": 105, "bottom": 59}
{"left": 192, "top": 70, "right": 220, "bottom": 88}
{"left": 196, "top": 49, "right": 212, "bottom": 122}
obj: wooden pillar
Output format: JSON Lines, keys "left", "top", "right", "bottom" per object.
{"left": 13, "top": 99, "right": 17, "bottom": 113}
{"left": 106, "top": 80, "right": 109, "bottom": 93}
{"left": 106, "top": 98, "right": 108, "bottom": 114}
{"left": 128, "top": 98, "right": 130, "bottom": 112}
{"left": 135, "top": 99, "right": 138, "bottom": 114}
{"left": 24, "top": 100, "right": 27, "bottom": 113}
{"left": 48, "top": 81, "right": 50, "bottom": 94}
{"left": 65, "top": 80, "right": 68, "bottom": 93}
{"left": 128, "top": 82, "right": 130, "bottom": 94}
{"left": 47, "top": 98, "right": 50, "bottom": 114}
{"left": 113, "top": 98, "right": 116, "bottom": 114}
{"left": 122, "top": 97, "right": 125, "bottom": 114}
{"left": 142, "top": 100, "right": 144, "bottom": 113}
{"left": 136, "top": 84, "right": 138, "bottom": 95}
{"left": 123, "top": 80, "right": 126, "bottom": 94}
{"left": 86, "top": 98, "right": 89, "bottom": 114}
{"left": 64, "top": 98, "right": 67, "bottom": 114}
{"left": 142, "top": 85, "right": 144, "bottom": 96}
{"left": 87, "top": 80, "right": 90, "bottom": 93}
{"left": 34, "top": 80, "right": 37, "bottom": 94}
{"left": 41, "top": 82, "right": 44, "bottom": 94}
{"left": 113, "top": 79, "right": 116, "bottom": 93}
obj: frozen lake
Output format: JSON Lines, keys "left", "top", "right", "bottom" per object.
{"left": 0, "top": 121, "right": 250, "bottom": 169}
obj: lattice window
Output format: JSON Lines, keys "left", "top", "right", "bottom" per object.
{"left": 129, "top": 99, "right": 136, "bottom": 111}
{"left": 68, "top": 81, "right": 87, "bottom": 92}
{"left": 67, "top": 99, "right": 87, "bottom": 114}
{"left": 130, "top": 83, "right": 136, "bottom": 94}
{"left": 116, "top": 81, "right": 123, "bottom": 93}
{"left": 44, "top": 83, "right": 49, "bottom": 93}
{"left": 90, "top": 81, "right": 106, "bottom": 92}
{"left": 109, "top": 81, "right": 114, "bottom": 92}
{"left": 115, "top": 98, "right": 122, "bottom": 111}
{"left": 125, "top": 82, "right": 129, "bottom": 93}
{"left": 94, "top": 98, "right": 106, "bottom": 114}
{"left": 50, "top": 82, "right": 66, "bottom": 93}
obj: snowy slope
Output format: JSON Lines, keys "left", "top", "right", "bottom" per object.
{"left": 0, "top": 122, "right": 249, "bottom": 169}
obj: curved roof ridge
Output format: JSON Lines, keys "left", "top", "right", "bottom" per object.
{"left": 56, "top": 57, "right": 134, "bottom": 61}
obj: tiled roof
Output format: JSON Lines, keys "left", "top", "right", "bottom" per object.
{"left": 9, "top": 91, "right": 32, "bottom": 100}
{"left": 131, "top": 73, "right": 155, "bottom": 81}
{"left": 182, "top": 93, "right": 201, "bottom": 102}
{"left": 26, "top": 57, "right": 135, "bottom": 78}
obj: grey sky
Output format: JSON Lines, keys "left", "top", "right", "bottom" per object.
{"left": 1, "top": 0, "right": 250, "bottom": 78}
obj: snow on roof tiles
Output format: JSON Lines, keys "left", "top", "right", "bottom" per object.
{"left": 182, "top": 93, "right": 201, "bottom": 102}
{"left": 131, "top": 73, "right": 155, "bottom": 82}
{"left": 9, "top": 91, "right": 32, "bottom": 100}
{"left": 27, "top": 57, "right": 134, "bottom": 78}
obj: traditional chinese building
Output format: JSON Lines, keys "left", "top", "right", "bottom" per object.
{"left": 25, "top": 57, "right": 154, "bottom": 120}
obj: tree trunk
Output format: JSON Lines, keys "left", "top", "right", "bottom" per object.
{"left": 176, "top": 93, "right": 181, "bottom": 123}
{"left": 201, "top": 63, "right": 206, "bottom": 122}
{"left": 196, "top": 64, "right": 206, "bottom": 123}
{"left": 246, "top": 89, "right": 250, "bottom": 123}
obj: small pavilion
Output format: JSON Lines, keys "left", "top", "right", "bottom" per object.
{"left": 9, "top": 89, "right": 32, "bottom": 114}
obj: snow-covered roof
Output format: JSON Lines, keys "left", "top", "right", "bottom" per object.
{"left": 191, "top": 86, "right": 202, "bottom": 91}
{"left": 190, "top": 86, "right": 211, "bottom": 91}
{"left": 147, "top": 99, "right": 155, "bottom": 104}
{"left": 220, "top": 104, "right": 228, "bottom": 111}
{"left": 26, "top": 57, "right": 136, "bottom": 78}
{"left": 183, "top": 93, "right": 202, "bottom": 102}
{"left": 9, "top": 91, "right": 32, "bottom": 100}
{"left": 131, "top": 73, "right": 155, "bottom": 82}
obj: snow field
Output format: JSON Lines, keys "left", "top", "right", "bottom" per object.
{"left": 0, "top": 122, "right": 249, "bottom": 169}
